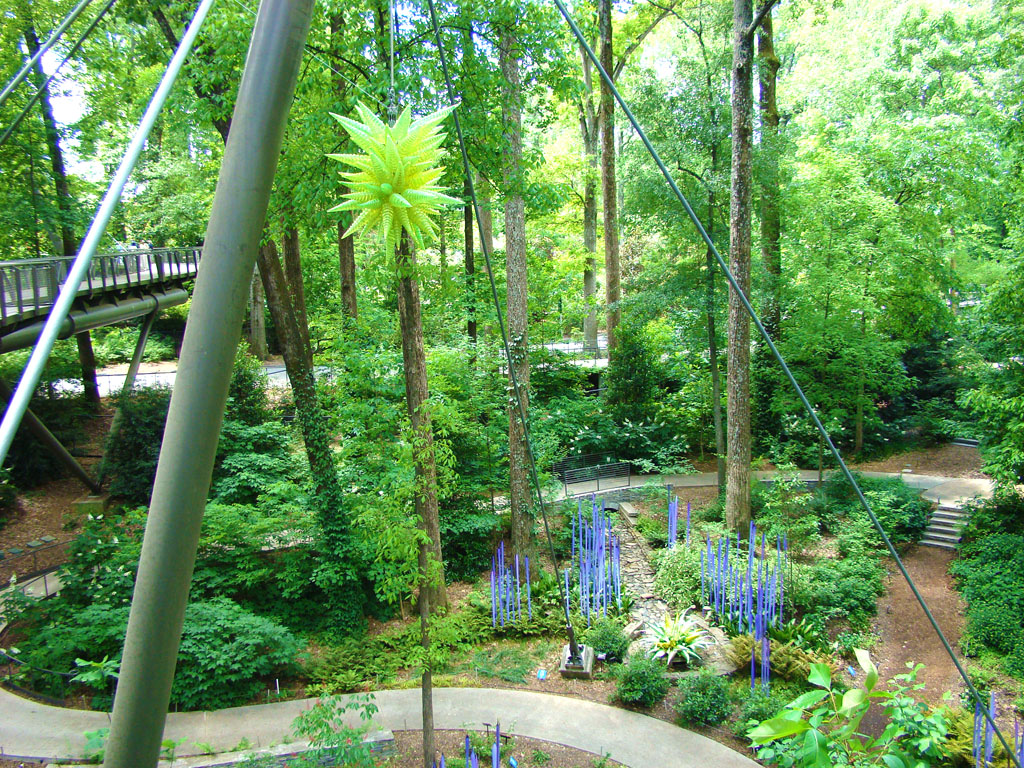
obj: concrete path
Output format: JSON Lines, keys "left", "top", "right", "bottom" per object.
{"left": 560, "top": 469, "right": 993, "bottom": 504}
{"left": 0, "top": 687, "right": 757, "bottom": 767}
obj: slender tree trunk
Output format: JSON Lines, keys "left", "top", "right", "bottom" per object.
{"left": 282, "top": 227, "right": 311, "bottom": 364}
{"left": 330, "top": 12, "right": 358, "bottom": 320}
{"left": 24, "top": 20, "right": 100, "bottom": 407}
{"left": 465, "top": 178, "right": 476, "bottom": 343}
{"left": 580, "top": 49, "right": 599, "bottom": 350}
{"left": 338, "top": 220, "right": 358, "bottom": 319}
{"left": 706, "top": 179, "right": 726, "bottom": 490}
{"left": 499, "top": 25, "right": 535, "bottom": 566}
{"left": 758, "top": 13, "right": 781, "bottom": 340}
{"left": 599, "top": 0, "right": 621, "bottom": 351}
{"left": 248, "top": 266, "right": 268, "bottom": 359}
{"left": 726, "top": 0, "right": 754, "bottom": 534}
{"left": 396, "top": 237, "right": 449, "bottom": 611}
{"left": 478, "top": 182, "right": 494, "bottom": 256}
{"left": 418, "top": 539, "right": 434, "bottom": 768}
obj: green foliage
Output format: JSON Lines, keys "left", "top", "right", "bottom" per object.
{"left": 786, "top": 553, "right": 886, "bottom": 629}
{"left": 92, "top": 325, "right": 175, "bottom": 365}
{"left": 471, "top": 646, "right": 534, "bottom": 683}
{"left": 583, "top": 618, "right": 631, "bottom": 663}
{"left": 815, "top": 473, "right": 932, "bottom": 546}
{"left": 727, "top": 635, "right": 840, "bottom": 685}
{"left": 748, "top": 651, "right": 948, "bottom": 768}
{"left": 225, "top": 344, "right": 273, "bottom": 425}
{"left": 675, "top": 670, "right": 732, "bottom": 726}
{"left": 101, "top": 387, "right": 171, "bottom": 504}
{"left": 756, "top": 470, "right": 820, "bottom": 553}
{"left": 289, "top": 694, "right": 380, "bottom": 768}
{"left": 951, "top": 527, "right": 1024, "bottom": 673}
{"left": 735, "top": 688, "right": 793, "bottom": 738}
{"left": 652, "top": 543, "right": 703, "bottom": 611}
{"left": 634, "top": 514, "right": 668, "bottom": 547}
{"left": 4, "top": 394, "right": 89, "bottom": 488}
{"left": 210, "top": 420, "right": 301, "bottom": 505}
{"left": 438, "top": 498, "right": 499, "bottom": 582}
{"left": 0, "top": 467, "right": 16, "bottom": 526}
{"left": 615, "top": 654, "right": 670, "bottom": 708}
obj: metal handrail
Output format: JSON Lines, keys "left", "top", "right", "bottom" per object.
{"left": 0, "top": 247, "right": 202, "bottom": 325}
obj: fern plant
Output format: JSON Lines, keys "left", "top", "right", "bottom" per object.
{"left": 329, "top": 102, "right": 462, "bottom": 254}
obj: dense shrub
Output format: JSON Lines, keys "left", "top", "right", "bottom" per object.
{"left": 225, "top": 344, "right": 272, "bottom": 425}
{"left": 756, "top": 469, "right": 820, "bottom": 553}
{"left": 787, "top": 553, "right": 886, "bottom": 628}
{"left": 584, "top": 618, "right": 631, "bottom": 662}
{"left": 5, "top": 394, "right": 89, "bottom": 488}
{"left": 172, "top": 597, "right": 300, "bottom": 710}
{"left": 675, "top": 670, "right": 732, "bottom": 725}
{"left": 652, "top": 544, "right": 703, "bottom": 611}
{"left": 814, "top": 473, "right": 931, "bottom": 545}
{"left": 211, "top": 421, "right": 300, "bottom": 505}
{"left": 17, "top": 597, "right": 297, "bottom": 710}
{"left": 951, "top": 527, "right": 1024, "bottom": 675}
{"left": 101, "top": 386, "right": 172, "bottom": 503}
{"left": 734, "top": 688, "right": 792, "bottom": 737}
{"left": 93, "top": 325, "right": 175, "bottom": 365}
{"left": 614, "top": 655, "right": 669, "bottom": 708}
{"left": 438, "top": 499, "right": 499, "bottom": 582}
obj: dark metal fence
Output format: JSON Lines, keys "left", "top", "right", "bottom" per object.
{"left": 563, "top": 461, "right": 631, "bottom": 496}
{"left": 0, "top": 247, "right": 202, "bottom": 325}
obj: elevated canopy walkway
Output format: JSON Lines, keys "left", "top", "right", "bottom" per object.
{"left": 0, "top": 247, "right": 201, "bottom": 353}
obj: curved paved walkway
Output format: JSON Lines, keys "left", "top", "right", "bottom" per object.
{"left": 0, "top": 686, "right": 757, "bottom": 767}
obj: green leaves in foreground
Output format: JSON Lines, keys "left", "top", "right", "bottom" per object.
{"left": 747, "top": 650, "right": 949, "bottom": 768}
{"left": 328, "top": 102, "right": 462, "bottom": 255}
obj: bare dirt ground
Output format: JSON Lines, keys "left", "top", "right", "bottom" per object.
{"left": 851, "top": 443, "right": 985, "bottom": 478}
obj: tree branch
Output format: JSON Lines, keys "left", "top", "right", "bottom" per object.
{"left": 613, "top": 0, "right": 681, "bottom": 81}
{"left": 745, "top": 0, "right": 780, "bottom": 40}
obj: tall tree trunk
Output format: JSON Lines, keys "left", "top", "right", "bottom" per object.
{"left": 726, "top": 0, "right": 754, "bottom": 534}
{"left": 23, "top": 20, "right": 100, "bottom": 407}
{"left": 465, "top": 178, "right": 476, "bottom": 343}
{"left": 257, "top": 240, "right": 362, "bottom": 625}
{"left": 330, "top": 12, "right": 358, "bottom": 320}
{"left": 752, "top": 10, "right": 782, "bottom": 450}
{"left": 282, "top": 227, "right": 311, "bottom": 365}
{"left": 580, "top": 48, "right": 599, "bottom": 351}
{"left": 758, "top": 13, "right": 781, "bottom": 340}
{"left": 500, "top": 26, "right": 535, "bottom": 566}
{"left": 478, "top": 181, "right": 494, "bottom": 257}
{"left": 338, "top": 220, "right": 358, "bottom": 319}
{"left": 706, "top": 175, "right": 726, "bottom": 490}
{"left": 395, "top": 237, "right": 449, "bottom": 612}
{"left": 248, "top": 266, "right": 268, "bottom": 359}
{"left": 599, "top": 0, "right": 621, "bottom": 351}
{"left": 417, "top": 539, "right": 434, "bottom": 768}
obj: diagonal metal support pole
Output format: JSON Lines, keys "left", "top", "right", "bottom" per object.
{"left": 101, "top": 0, "right": 313, "bottom": 765}
{"left": 0, "top": 379, "right": 101, "bottom": 493}
{"left": 96, "top": 308, "right": 158, "bottom": 487}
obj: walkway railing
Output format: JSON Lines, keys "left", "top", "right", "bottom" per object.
{"left": 0, "top": 247, "right": 202, "bottom": 325}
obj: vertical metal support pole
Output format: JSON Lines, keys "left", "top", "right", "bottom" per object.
{"left": 101, "top": 1, "right": 313, "bottom": 765}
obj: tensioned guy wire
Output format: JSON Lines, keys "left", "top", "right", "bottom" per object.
{"left": 0, "top": 0, "right": 96, "bottom": 110}
{"left": 550, "top": 0, "right": 1017, "bottom": 761}
{"left": 0, "top": 0, "right": 118, "bottom": 149}
{"left": 425, "top": 0, "right": 583, "bottom": 662}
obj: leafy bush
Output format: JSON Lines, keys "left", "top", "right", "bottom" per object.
{"left": 734, "top": 688, "right": 791, "bottom": 737}
{"left": 225, "top": 344, "right": 272, "bottom": 425}
{"left": 93, "top": 325, "right": 175, "bottom": 365}
{"left": 438, "top": 499, "right": 499, "bottom": 582}
{"left": 966, "top": 601, "right": 1023, "bottom": 656}
{"left": 814, "top": 473, "right": 931, "bottom": 545}
{"left": 787, "top": 553, "right": 886, "bottom": 628}
{"left": 635, "top": 515, "right": 668, "bottom": 547}
{"left": 0, "top": 466, "right": 15, "bottom": 527}
{"left": 172, "top": 598, "right": 299, "bottom": 710}
{"left": 614, "top": 654, "right": 670, "bottom": 708}
{"left": 652, "top": 544, "right": 703, "bottom": 611}
{"left": 211, "top": 421, "right": 300, "bottom": 505}
{"left": 748, "top": 651, "right": 948, "bottom": 767}
{"left": 101, "top": 386, "right": 172, "bottom": 503}
{"left": 756, "top": 469, "right": 820, "bottom": 553}
{"left": 584, "top": 618, "right": 631, "bottom": 662}
{"left": 727, "top": 635, "right": 840, "bottom": 683}
{"left": 675, "top": 670, "right": 732, "bottom": 725}
{"left": 4, "top": 394, "right": 89, "bottom": 488}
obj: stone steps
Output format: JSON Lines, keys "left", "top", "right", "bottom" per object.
{"left": 920, "top": 504, "right": 969, "bottom": 549}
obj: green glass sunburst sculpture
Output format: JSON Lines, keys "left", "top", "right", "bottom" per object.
{"left": 328, "top": 102, "right": 462, "bottom": 255}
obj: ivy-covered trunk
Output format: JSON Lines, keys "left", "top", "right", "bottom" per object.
{"left": 256, "top": 239, "right": 362, "bottom": 629}
{"left": 726, "top": 0, "right": 754, "bottom": 534}
{"left": 599, "top": 0, "right": 621, "bottom": 351}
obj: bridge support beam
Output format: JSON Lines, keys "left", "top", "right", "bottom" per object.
{"left": 97, "top": 308, "right": 157, "bottom": 487}
{"left": 102, "top": 1, "right": 313, "bottom": 766}
{"left": 0, "top": 379, "right": 101, "bottom": 494}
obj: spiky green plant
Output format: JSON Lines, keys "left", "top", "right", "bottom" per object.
{"left": 328, "top": 102, "right": 462, "bottom": 255}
